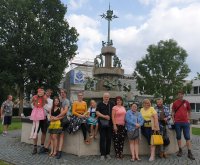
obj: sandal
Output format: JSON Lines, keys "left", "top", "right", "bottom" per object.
{"left": 49, "top": 153, "right": 53, "bottom": 157}
{"left": 84, "top": 140, "right": 90, "bottom": 144}
{"left": 130, "top": 158, "right": 135, "bottom": 162}
{"left": 136, "top": 157, "right": 141, "bottom": 161}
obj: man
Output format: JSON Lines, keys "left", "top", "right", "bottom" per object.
{"left": 54, "top": 89, "right": 69, "bottom": 159}
{"left": 172, "top": 90, "right": 195, "bottom": 160}
{"left": 96, "top": 92, "right": 114, "bottom": 160}
{"left": 37, "top": 89, "right": 53, "bottom": 154}
{"left": 154, "top": 98, "right": 171, "bottom": 158}
{"left": 1, "top": 95, "right": 14, "bottom": 136}
{"left": 32, "top": 89, "right": 53, "bottom": 155}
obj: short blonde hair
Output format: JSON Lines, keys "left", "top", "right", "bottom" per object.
{"left": 142, "top": 99, "right": 151, "bottom": 107}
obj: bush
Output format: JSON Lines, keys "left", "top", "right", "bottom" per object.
{"left": 13, "top": 108, "right": 32, "bottom": 116}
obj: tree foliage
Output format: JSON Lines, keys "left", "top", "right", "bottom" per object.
{"left": 134, "top": 39, "right": 191, "bottom": 103}
{"left": 0, "top": 0, "right": 78, "bottom": 112}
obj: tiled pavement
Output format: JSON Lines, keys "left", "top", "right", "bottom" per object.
{"left": 0, "top": 130, "right": 200, "bottom": 165}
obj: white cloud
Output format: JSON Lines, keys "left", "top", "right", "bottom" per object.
{"left": 68, "top": 14, "right": 104, "bottom": 59}
{"left": 138, "top": 0, "right": 156, "bottom": 6}
{"left": 112, "top": 1, "right": 200, "bottom": 77}
{"left": 67, "top": 1, "right": 200, "bottom": 78}
{"left": 68, "top": 0, "right": 89, "bottom": 10}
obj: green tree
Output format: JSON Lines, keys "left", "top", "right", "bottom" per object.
{"left": 194, "top": 72, "right": 200, "bottom": 80}
{"left": 134, "top": 39, "right": 191, "bottom": 103}
{"left": 0, "top": 0, "right": 78, "bottom": 114}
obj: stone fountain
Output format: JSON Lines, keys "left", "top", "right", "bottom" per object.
{"left": 21, "top": 5, "right": 183, "bottom": 157}
{"left": 84, "top": 5, "right": 132, "bottom": 101}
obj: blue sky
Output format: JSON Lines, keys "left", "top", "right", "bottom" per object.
{"left": 62, "top": 0, "right": 200, "bottom": 79}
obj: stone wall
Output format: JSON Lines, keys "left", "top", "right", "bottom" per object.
{"left": 21, "top": 120, "right": 186, "bottom": 156}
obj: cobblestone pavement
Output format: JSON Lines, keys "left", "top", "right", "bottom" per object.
{"left": 0, "top": 130, "right": 200, "bottom": 165}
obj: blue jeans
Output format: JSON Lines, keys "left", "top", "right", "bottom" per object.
{"left": 174, "top": 122, "right": 190, "bottom": 140}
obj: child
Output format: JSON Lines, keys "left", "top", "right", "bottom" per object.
{"left": 48, "top": 97, "right": 63, "bottom": 157}
{"left": 87, "top": 100, "right": 98, "bottom": 140}
{"left": 29, "top": 88, "right": 47, "bottom": 139}
{"left": 125, "top": 103, "right": 144, "bottom": 161}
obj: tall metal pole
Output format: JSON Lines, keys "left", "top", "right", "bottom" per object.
{"left": 100, "top": 4, "right": 118, "bottom": 46}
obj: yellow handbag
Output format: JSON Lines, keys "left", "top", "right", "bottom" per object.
{"left": 48, "top": 120, "right": 62, "bottom": 129}
{"left": 151, "top": 132, "right": 164, "bottom": 145}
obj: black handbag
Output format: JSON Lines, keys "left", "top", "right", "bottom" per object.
{"left": 127, "top": 112, "right": 139, "bottom": 140}
{"left": 163, "top": 128, "right": 170, "bottom": 146}
{"left": 99, "top": 119, "right": 110, "bottom": 127}
{"left": 127, "top": 128, "right": 139, "bottom": 140}
{"left": 61, "top": 115, "right": 70, "bottom": 127}
{"left": 99, "top": 103, "right": 111, "bottom": 128}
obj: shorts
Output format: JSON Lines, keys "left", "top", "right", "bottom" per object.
{"left": 174, "top": 122, "right": 190, "bottom": 140}
{"left": 141, "top": 126, "right": 153, "bottom": 145}
{"left": 37, "top": 117, "right": 48, "bottom": 134}
{"left": 3, "top": 116, "right": 12, "bottom": 125}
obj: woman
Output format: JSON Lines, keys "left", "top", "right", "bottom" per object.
{"left": 140, "top": 99, "right": 159, "bottom": 161}
{"left": 125, "top": 103, "right": 144, "bottom": 161}
{"left": 112, "top": 96, "right": 126, "bottom": 159}
{"left": 87, "top": 100, "right": 98, "bottom": 140}
{"left": 72, "top": 92, "right": 89, "bottom": 144}
{"left": 48, "top": 97, "right": 63, "bottom": 157}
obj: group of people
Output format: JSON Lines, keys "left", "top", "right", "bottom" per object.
{"left": 0, "top": 89, "right": 196, "bottom": 161}
{"left": 95, "top": 91, "right": 195, "bottom": 161}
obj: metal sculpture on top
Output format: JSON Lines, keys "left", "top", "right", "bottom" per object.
{"left": 100, "top": 4, "right": 118, "bottom": 46}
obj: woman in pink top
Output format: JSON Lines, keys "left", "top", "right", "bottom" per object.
{"left": 112, "top": 96, "right": 126, "bottom": 159}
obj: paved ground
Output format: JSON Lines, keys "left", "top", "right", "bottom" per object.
{"left": 0, "top": 130, "right": 200, "bottom": 165}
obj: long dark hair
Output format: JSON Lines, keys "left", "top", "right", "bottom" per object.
{"left": 51, "top": 96, "right": 60, "bottom": 114}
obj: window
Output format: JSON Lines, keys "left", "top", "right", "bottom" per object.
{"left": 190, "top": 103, "right": 195, "bottom": 112}
{"left": 193, "top": 86, "right": 198, "bottom": 94}
{"left": 195, "top": 103, "right": 200, "bottom": 112}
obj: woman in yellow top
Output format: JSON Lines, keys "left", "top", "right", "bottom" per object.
{"left": 72, "top": 92, "right": 89, "bottom": 144}
{"left": 140, "top": 99, "right": 159, "bottom": 162}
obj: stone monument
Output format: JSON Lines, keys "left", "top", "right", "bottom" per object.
{"left": 84, "top": 4, "right": 131, "bottom": 100}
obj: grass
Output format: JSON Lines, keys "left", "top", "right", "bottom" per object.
{"left": 0, "top": 118, "right": 22, "bottom": 133}
{"left": 0, "top": 160, "right": 13, "bottom": 165}
{"left": 192, "top": 127, "right": 200, "bottom": 135}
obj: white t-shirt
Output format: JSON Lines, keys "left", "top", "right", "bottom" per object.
{"left": 88, "top": 107, "right": 96, "bottom": 118}
{"left": 44, "top": 98, "right": 53, "bottom": 117}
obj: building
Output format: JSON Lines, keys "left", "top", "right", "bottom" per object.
{"left": 184, "top": 79, "right": 200, "bottom": 119}
{"left": 62, "top": 61, "right": 94, "bottom": 101}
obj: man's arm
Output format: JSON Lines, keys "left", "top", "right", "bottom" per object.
{"left": 0, "top": 107, "right": 3, "bottom": 118}
{"left": 1, "top": 103, "right": 4, "bottom": 119}
{"left": 96, "top": 111, "right": 110, "bottom": 120}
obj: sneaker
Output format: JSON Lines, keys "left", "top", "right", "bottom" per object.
{"left": 159, "top": 152, "right": 164, "bottom": 158}
{"left": 56, "top": 151, "right": 62, "bottom": 159}
{"left": 177, "top": 149, "right": 183, "bottom": 157}
{"left": 2, "top": 132, "right": 6, "bottom": 137}
{"left": 188, "top": 151, "right": 195, "bottom": 160}
{"left": 38, "top": 147, "right": 45, "bottom": 154}
{"left": 163, "top": 153, "right": 167, "bottom": 158}
{"left": 32, "top": 148, "right": 37, "bottom": 155}
{"left": 106, "top": 155, "right": 111, "bottom": 160}
{"left": 149, "top": 157, "right": 155, "bottom": 162}
{"left": 44, "top": 147, "right": 49, "bottom": 153}
{"left": 100, "top": 155, "right": 105, "bottom": 161}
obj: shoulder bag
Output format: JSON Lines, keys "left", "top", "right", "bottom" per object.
{"left": 169, "top": 100, "right": 185, "bottom": 129}
{"left": 99, "top": 103, "right": 111, "bottom": 128}
{"left": 127, "top": 112, "right": 139, "bottom": 140}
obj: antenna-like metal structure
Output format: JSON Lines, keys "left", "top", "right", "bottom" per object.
{"left": 100, "top": 3, "right": 118, "bottom": 46}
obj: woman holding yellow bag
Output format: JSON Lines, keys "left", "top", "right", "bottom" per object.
{"left": 140, "top": 99, "right": 159, "bottom": 162}
{"left": 48, "top": 97, "right": 63, "bottom": 157}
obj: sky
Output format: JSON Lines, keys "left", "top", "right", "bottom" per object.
{"left": 62, "top": 0, "right": 200, "bottom": 79}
